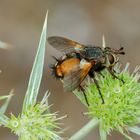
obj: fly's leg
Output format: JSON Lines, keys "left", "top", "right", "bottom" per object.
{"left": 79, "top": 85, "right": 89, "bottom": 106}
{"left": 108, "top": 67, "right": 124, "bottom": 83}
{"left": 88, "top": 70, "right": 105, "bottom": 104}
{"left": 97, "top": 71, "right": 105, "bottom": 78}
{"left": 92, "top": 77, "right": 105, "bottom": 104}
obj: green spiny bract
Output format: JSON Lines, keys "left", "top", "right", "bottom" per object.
{"left": 74, "top": 64, "right": 140, "bottom": 139}
{"left": 6, "top": 96, "right": 63, "bottom": 140}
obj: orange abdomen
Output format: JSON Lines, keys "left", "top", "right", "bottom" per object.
{"left": 56, "top": 58, "right": 80, "bottom": 77}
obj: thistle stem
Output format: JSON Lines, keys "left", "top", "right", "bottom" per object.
{"left": 99, "top": 122, "right": 107, "bottom": 140}
{"left": 69, "top": 118, "right": 99, "bottom": 140}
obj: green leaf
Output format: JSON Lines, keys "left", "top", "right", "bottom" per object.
{"left": 128, "top": 126, "right": 140, "bottom": 135}
{"left": 0, "top": 90, "right": 13, "bottom": 114}
{"left": 0, "top": 91, "right": 13, "bottom": 126}
{"left": 69, "top": 119, "right": 99, "bottom": 140}
{"left": 0, "top": 94, "right": 12, "bottom": 101}
{"left": 22, "top": 11, "right": 48, "bottom": 112}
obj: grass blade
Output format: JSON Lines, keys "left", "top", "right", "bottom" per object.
{"left": 22, "top": 11, "right": 48, "bottom": 112}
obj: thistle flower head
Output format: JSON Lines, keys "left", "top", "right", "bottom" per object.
{"left": 6, "top": 93, "right": 63, "bottom": 140}
{"left": 74, "top": 63, "right": 140, "bottom": 139}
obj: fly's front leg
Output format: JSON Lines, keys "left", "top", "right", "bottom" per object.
{"left": 97, "top": 71, "right": 105, "bottom": 78}
{"left": 108, "top": 67, "right": 124, "bottom": 83}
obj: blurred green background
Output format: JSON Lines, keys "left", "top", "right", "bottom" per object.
{"left": 0, "top": 0, "right": 139, "bottom": 139}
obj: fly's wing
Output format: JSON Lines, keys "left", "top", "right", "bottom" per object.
{"left": 63, "top": 60, "right": 92, "bottom": 91}
{"left": 47, "top": 36, "right": 85, "bottom": 52}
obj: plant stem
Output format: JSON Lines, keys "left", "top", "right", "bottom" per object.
{"left": 99, "top": 122, "right": 107, "bottom": 140}
{"left": 69, "top": 118, "right": 99, "bottom": 140}
{"left": 129, "top": 126, "right": 140, "bottom": 136}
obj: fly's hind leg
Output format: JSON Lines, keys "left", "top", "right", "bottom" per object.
{"left": 92, "top": 77, "right": 105, "bottom": 104}
{"left": 79, "top": 85, "right": 89, "bottom": 106}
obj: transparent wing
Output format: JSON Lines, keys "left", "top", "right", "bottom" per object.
{"left": 47, "top": 36, "right": 85, "bottom": 52}
{"left": 63, "top": 60, "right": 92, "bottom": 91}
